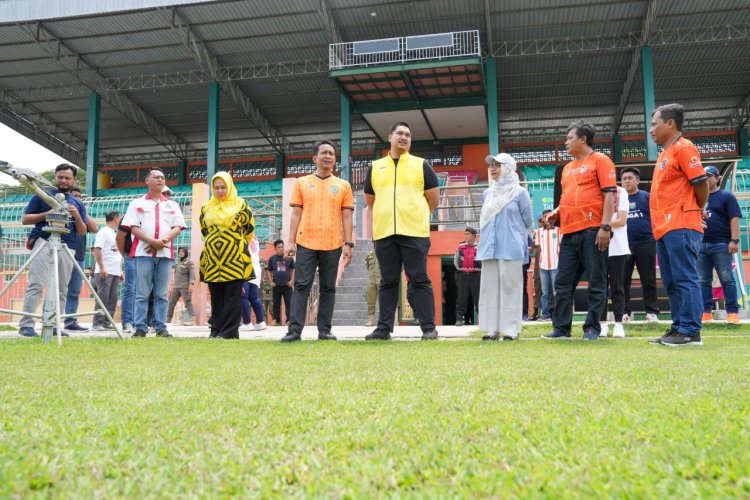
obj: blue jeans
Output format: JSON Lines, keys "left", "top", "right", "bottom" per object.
{"left": 698, "top": 241, "right": 738, "bottom": 314}
{"left": 657, "top": 229, "right": 703, "bottom": 336}
{"left": 121, "top": 255, "right": 136, "bottom": 326}
{"left": 552, "top": 228, "right": 608, "bottom": 335}
{"left": 134, "top": 257, "right": 172, "bottom": 333}
{"left": 63, "top": 259, "right": 85, "bottom": 327}
{"left": 241, "top": 282, "right": 265, "bottom": 324}
{"left": 540, "top": 268, "right": 557, "bottom": 317}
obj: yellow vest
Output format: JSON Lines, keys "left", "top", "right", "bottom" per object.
{"left": 370, "top": 153, "right": 431, "bottom": 240}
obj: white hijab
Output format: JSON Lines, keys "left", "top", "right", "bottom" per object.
{"left": 480, "top": 162, "right": 523, "bottom": 230}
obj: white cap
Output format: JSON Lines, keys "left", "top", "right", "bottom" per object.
{"left": 162, "top": 186, "right": 173, "bottom": 194}
{"left": 485, "top": 153, "right": 517, "bottom": 170}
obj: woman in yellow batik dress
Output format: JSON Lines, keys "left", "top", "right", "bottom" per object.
{"left": 199, "top": 172, "right": 255, "bottom": 339}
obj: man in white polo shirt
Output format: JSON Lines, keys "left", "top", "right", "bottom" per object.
{"left": 121, "top": 168, "right": 186, "bottom": 337}
{"left": 92, "top": 210, "right": 122, "bottom": 331}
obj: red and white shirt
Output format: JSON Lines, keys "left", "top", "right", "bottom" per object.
{"left": 534, "top": 227, "right": 560, "bottom": 271}
{"left": 121, "top": 193, "right": 186, "bottom": 258}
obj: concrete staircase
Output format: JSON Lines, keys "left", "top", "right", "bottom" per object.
{"left": 331, "top": 239, "right": 372, "bottom": 327}
{"left": 332, "top": 191, "right": 372, "bottom": 327}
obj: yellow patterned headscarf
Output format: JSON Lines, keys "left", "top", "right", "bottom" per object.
{"left": 203, "top": 171, "right": 245, "bottom": 232}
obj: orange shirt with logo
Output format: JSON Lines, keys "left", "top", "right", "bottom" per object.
{"left": 649, "top": 137, "right": 705, "bottom": 240}
{"left": 290, "top": 173, "right": 355, "bottom": 251}
{"left": 559, "top": 152, "right": 617, "bottom": 235}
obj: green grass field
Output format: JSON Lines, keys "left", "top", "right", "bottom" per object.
{"left": 1, "top": 325, "right": 749, "bottom": 497}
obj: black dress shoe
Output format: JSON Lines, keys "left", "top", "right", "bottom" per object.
{"left": 365, "top": 329, "right": 391, "bottom": 340}
{"left": 502, "top": 335, "right": 516, "bottom": 341}
{"left": 421, "top": 329, "right": 438, "bottom": 340}
{"left": 482, "top": 333, "right": 499, "bottom": 341}
{"left": 281, "top": 332, "right": 301, "bottom": 342}
{"left": 318, "top": 332, "right": 337, "bottom": 341}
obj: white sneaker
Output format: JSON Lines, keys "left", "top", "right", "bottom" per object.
{"left": 92, "top": 325, "right": 107, "bottom": 331}
{"left": 600, "top": 323, "right": 609, "bottom": 337}
{"left": 612, "top": 322, "right": 625, "bottom": 338}
{"left": 239, "top": 323, "right": 254, "bottom": 331}
{"left": 122, "top": 323, "right": 133, "bottom": 333}
{"left": 622, "top": 314, "right": 630, "bottom": 323}
{"left": 646, "top": 313, "right": 658, "bottom": 323}
{"left": 253, "top": 321, "right": 267, "bottom": 331}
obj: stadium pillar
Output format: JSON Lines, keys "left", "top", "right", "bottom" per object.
{"left": 486, "top": 58, "right": 499, "bottom": 156}
{"left": 641, "top": 46, "right": 657, "bottom": 161}
{"left": 86, "top": 91, "right": 100, "bottom": 197}
{"left": 177, "top": 159, "right": 187, "bottom": 185}
{"left": 613, "top": 134, "right": 623, "bottom": 163}
{"left": 340, "top": 93, "right": 352, "bottom": 182}
{"left": 739, "top": 127, "right": 749, "bottom": 157}
{"left": 207, "top": 81, "right": 220, "bottom": 181}
{"left": 275, "top": 154, "right": 284, "bottom": 179}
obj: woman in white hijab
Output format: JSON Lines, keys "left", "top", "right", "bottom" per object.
{"left": 476, "top": 153, "right": 533, "bottom": 340}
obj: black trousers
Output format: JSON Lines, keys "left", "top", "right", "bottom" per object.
{"left": 601, "top": 255, "right": 627, "bottom": 322}
{"left": 208, "top": 280, "right": 243, "bottom": 339}
{"left": 288, "top": 245, "right": 342, "bottom": 335}
{"left": 272, "top": 284, "right": 292, "bottom": 323}
{"left": 624, "top": 241, "right": 660, "bottom": 315}
{"left": 375, "top": 235, "right": 435, "bottom": 333}
{"left": 455, "top": 272, "right": 480, "bottom": 320}
{"left": 552, "top": 228, "right": 609, "bottom": 334}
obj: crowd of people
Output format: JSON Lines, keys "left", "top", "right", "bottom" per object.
{"left": 15, "top": 107, "right": 744, "bottom": 344}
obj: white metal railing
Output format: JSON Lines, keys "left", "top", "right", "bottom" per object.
{"left": 329, "top": 30, "right": 480, "bottom": 70}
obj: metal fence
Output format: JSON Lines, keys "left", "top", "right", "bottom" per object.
{"left": 0, "top": 193, "right": 282, "bottom": 319}
{"left": 329, "top": 30, "right": 480, "bottom": 69}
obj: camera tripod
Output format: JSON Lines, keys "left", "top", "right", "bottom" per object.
{"left": 0, "top": 161, "right": 122, "bottom": 345}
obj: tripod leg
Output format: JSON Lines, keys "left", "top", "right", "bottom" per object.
{"left": 41, "top": 239, "right": 61, "bottom": 344}
{"left": 61, "top": 245, "right": 123, "bottom": 340}
{"left": 0, "top": 239, "right": 47, "bottom": 301}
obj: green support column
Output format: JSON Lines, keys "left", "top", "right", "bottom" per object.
{"left": 486, "top": 58, "right": 499, "bottom": 156}
{"left": 641, "top": 46, "right": 657, "bottom": 161}
{"left": 177, "top": 159, "right": 187, "bottom": 185}
{"left": 207, "top": 81, "right": 220, "bottom": 181}
{"left": 340, "top": 94, "right": 352, "bottom": 182}
{"left": 739, "top": 127, "right": 749, "bottom": 157}
{"left": 86, "top": 91, "right": 101, "bottom": 197}
{"left": 613, "top": 134, "right": 623, "bottom": 163}
{"left": 275, "top": 154, "right": 284, "bottom": 180}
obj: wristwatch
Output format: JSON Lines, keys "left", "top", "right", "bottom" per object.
{"left": 600, "top": 224, "right": 612, "bottom": 232}
{"left": 730, "top": 239, "right": 740, "bottom": 244}
{"left": 344, "top": 241, "right": 355, "bottom": 249}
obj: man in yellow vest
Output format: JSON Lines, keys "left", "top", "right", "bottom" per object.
{"left": 363, "top": 122, "right": 440, "bottom": 340}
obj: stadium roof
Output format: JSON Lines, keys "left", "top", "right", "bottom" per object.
{"left": 1, "top": 0, "right": 749, "bottom": 167}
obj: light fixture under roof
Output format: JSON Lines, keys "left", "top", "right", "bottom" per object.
{"left": 370, "top": 10, "right": 377, "bottom": 17}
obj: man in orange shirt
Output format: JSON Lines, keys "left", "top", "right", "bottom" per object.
{"left": 648, "top": 104, "right": 709, "bottom": 347}
{"left": 281, "top": 140, "right": 355, "bottom": 342}
{"left": 544, "top": 121, "right": 616, "bottom": 340}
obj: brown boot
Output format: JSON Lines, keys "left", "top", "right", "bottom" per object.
{"left": 365, "top": 315, "right": 376, "bottom": 327}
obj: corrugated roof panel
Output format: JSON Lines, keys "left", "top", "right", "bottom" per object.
{"left": 83, "top": 44, "right": 195, "bottom": 68}
{"left": 65, "top": 29, "right": 178, "bottom": 56}
{"left": 0, "top": 42, "right": 54, "bottom": 61}
{"left": 180, "top": 0, "right": 317, "bottom": 22}
{"left": 2, "top": 72, "right": 81, "bottom": 88}
{"left": 0, "top": 24, "right": 37, "bottom": 43}
{"left": 493, "top": 18, "right": 642, "bottom": 42}
{"left": 44, "top": 10, "right": 172, "bottom": 38}
{"left": 219, "top": 47, "right": 326, "bottom": 65}
{"left": 659, "top": 0, "right": 750, "bottom": 16}
{"left": 192, "top": 13, "right": 324, "bottom": 42}
{"left": 98, "top": 59, "right": 201, "bottom": 77}
{"left": 204, "top": 34, "right": 330, "bottom": 61}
